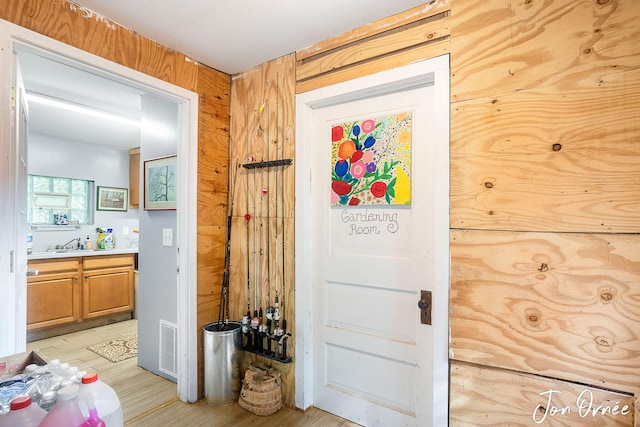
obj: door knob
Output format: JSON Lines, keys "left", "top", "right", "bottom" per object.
{"left": 418, "top": 290, "right": 432, "bottom": 325}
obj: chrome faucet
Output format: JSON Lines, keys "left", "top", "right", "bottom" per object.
{"left": 58, "top": 237, "right": 81, "bottom": 250}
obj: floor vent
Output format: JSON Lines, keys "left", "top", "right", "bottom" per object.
{"left": 159, "top": 319, "right": 178, "bottom": 378}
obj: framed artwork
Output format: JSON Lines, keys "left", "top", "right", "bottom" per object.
{"left": 96, "top": 186, "right": 128, "bottom": 211}
{"left": 144, "top": 155, "right": 177, "bottom": 210}
{"left": 330, "top": 112, "right": 413, "bottom": 206}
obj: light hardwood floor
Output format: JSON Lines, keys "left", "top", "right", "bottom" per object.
{"left": 27, "top": 320, "right": 359, "bottom": 426}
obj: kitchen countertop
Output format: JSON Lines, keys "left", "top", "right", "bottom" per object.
{"left": 28, "top": 247, "right": 138, "bottom": 260}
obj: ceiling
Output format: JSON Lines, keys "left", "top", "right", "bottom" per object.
{"left": 69, "top": 0, "right": 428, "bottom": 74}
{"left": 21, "top": 1, "right": 427, "bottom": 150}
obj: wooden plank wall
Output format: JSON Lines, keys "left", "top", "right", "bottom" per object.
{"left": 448, "top": 0, "right": 640, "bottom": 425}
{"left": 0, "top": 0, "right": 231, "bottom": 398}
{"left": 228, "top": 55, "right": 296, "bottom": 408}
{"left": 295, "top": 0, "right": 640, "bottom": 424}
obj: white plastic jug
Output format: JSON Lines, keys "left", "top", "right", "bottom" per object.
{"left": 39, "top": 384, "right": 105, "bottom": 427}
{"left": 0, "top": 395, "right": 46, "bottom": 427}
{"left": 80, "top": 373, "right": 123, "bottom": 427}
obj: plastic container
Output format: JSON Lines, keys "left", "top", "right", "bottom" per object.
{"left": 80, "top": 373, "right": 123, "bottom": 427}
{"left": 0, "top": 395, "right": 46, "bottom": 426}
{"left": 39, "top": 384, "right": 104, "bottom": 427}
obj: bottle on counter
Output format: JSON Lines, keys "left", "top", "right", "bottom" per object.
{"left": 97, "top": 229, "right": 106, "bottom": 250}
{"left": 85, "top": 235, "right": 92, "bottom": 250}
{"left": 104, "top": 229, "right": 115, "bottom": 249}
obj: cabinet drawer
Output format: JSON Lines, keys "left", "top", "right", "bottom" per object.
{"left": 83, "top": 254, "right": 134, "bottom": 270}
{"left": 27, "top": 258, "right": 80, "bottom": 276}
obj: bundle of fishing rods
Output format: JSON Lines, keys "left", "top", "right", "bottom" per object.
{"left": 218, "top": 90, "right": 293, "bottom": 364}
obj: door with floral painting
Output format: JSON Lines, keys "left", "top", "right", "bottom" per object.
{"left": 296, "top": 57, "right": 450, "bottom": 426}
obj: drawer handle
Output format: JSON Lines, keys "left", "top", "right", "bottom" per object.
{"left": 27, "top": 268, "right": 39, "bottom": 276}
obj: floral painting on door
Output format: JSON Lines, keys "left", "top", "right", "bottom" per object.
{"left": 330, "top": 112, "right": 412, "bottom": 206}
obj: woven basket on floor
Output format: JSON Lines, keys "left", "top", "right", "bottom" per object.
{"left": 238, "top": 362, "right": 282, "bottom": 416}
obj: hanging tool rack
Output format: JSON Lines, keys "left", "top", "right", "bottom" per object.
{"left": 240, "top": 158, "right": 293, "bottom": 364}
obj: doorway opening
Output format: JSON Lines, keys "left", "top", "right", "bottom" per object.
{"left": 0, "top": 19, "right": 199, "bottom": 402}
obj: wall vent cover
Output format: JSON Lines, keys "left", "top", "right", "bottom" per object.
{"left": 159, "top": 319, "right": 178, "bottom": 378}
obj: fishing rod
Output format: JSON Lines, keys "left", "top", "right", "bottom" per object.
{"left": 218, "top": 114, "right": 241, "bottom": 328}
{"left": 277, "top": 73, "right": 291, "bottom": 362}
{"left": 280, "top": 74, "right": 287, "bottom": 335}
{"left": 252, "top": 142, "right": 259, "bottom": 330}
{"left": 272, "top": 75, "right": 285, "bottom": 342}
{"left": 242, "top": 110, "right": 251, "bottom": 336}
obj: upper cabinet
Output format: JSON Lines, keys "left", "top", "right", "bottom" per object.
{"left": 129, "top": 147, "right": 140, "bottom": 208}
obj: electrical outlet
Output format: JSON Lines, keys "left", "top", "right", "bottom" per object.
{"left": 123, "top": 226, "right": 129, "bottom": 235}
{"left": 162, "top": 228, "right": 173, "bottom": 247}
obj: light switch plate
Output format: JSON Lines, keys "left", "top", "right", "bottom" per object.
{"left": 162, "top": 228, "right": 173, "bottom": 246}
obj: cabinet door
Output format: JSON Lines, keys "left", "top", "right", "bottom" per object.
{"left": 83, "top": 266, "right": 134, "bottom": 319}
{"left": 27, "top": 272, "right": 81, "bottom": 330}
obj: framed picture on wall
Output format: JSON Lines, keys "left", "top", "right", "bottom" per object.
{"left": 144, "top": 155, "right": 177, "bottom": 210}
{"left": 96, "top": 186, "right": 128, "bottom": 211}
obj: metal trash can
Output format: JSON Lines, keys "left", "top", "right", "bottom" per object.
{"left": 203, "top": 321, "right": 242, "bottom": 406}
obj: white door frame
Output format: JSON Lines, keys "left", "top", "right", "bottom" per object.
{"left": 0, "top": 19, "right": 199, "bottom": 402}
{"left": 294, "top": 55, "right": 450, "bottom": 423}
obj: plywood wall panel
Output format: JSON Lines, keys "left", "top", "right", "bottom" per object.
{"left": 450, "top": 0, "right": 640, "bottom": 102}
{"left": 450, "top": 69, "right": 640, "bottom": 233}
{"left": 0, "top": 0, "right": 199, "bottom": 91}
{"left": 229, "top": 54, "right": 296, "bottom": 407}
{"left": 450, "top": 361, "right": 634, "bottom": 426}
{"left": 450, "top": 229, "right": 640, "bottom": 395}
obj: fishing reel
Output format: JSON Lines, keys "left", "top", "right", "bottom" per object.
{"left": 250, "top": 316, "right": 260, "bottom": 329}
{"left": 265, "top": 305, "right": 275, "bottom": 320}
{"left": 241, "top": 315, "right": 250, "bottom": 334}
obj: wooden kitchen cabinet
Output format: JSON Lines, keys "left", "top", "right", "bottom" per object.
{"left": 82, "top": 254, "right": 135, "bottom": 319}
{"left": 129, "top": 147, "right": 140, "bottom": 208}
{"left": 27, "top": 258, "right": 81, "bottom": 330}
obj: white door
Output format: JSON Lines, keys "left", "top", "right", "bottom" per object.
{"left": 295, "top": 56, "right": 450, "bottom": 426}
{"left": 0, "top": 28, "right": 28, "bottom": 357}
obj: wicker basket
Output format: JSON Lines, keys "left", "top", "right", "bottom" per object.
{"left": 238, "top": 362, "right": 282, "bottom": 416}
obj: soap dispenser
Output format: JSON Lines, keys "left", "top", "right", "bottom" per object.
{"left": 85, "top": 235, "right": 92, "bottom": 250}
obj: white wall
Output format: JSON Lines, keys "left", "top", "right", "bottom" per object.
{"left": 28, "top": 133, "right": 139, "bottom": 250}
{"left": 137, "top": 94, "right": 178, "bottom": 381}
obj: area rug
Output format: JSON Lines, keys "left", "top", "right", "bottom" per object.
{"left": 88, "top": 334, "right": 138, "bottom": 363}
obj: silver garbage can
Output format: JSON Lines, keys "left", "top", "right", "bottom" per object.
{"left": 203, "top": 321, "right": 242, "bottom": 406}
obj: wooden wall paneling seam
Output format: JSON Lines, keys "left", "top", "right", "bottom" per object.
{"left": 449, "top": 360, "right": 634, "bottom": 426}
{"left": 296, "top": 38, "right": 450, "bottom": 94}
{"left": 296, "top": 0, "right": 451, "bottom": 60}
{"left": 296, "top": 15, "right": 450, "bottom": 82}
